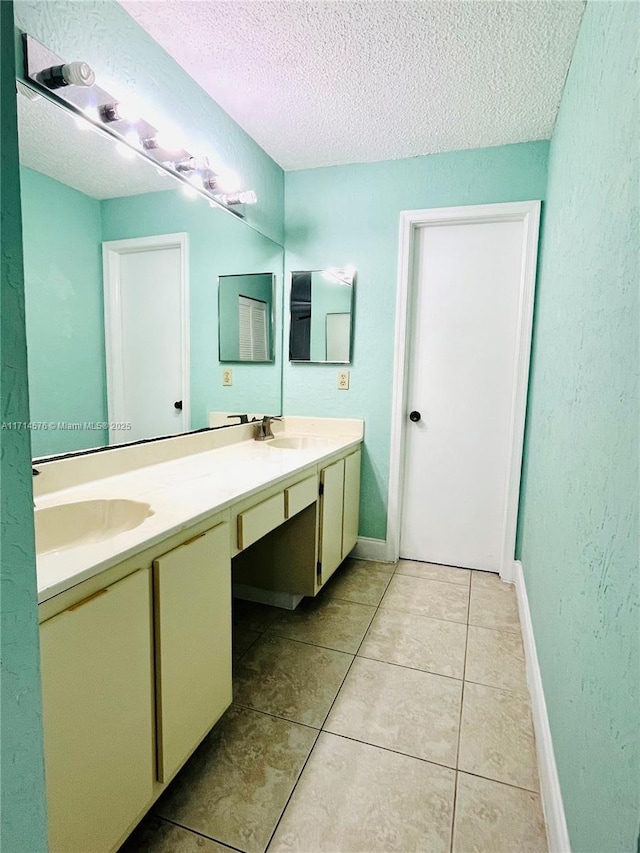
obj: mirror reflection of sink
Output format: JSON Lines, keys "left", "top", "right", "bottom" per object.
{"left": 268, "top": 436, "right": 333, "bottom": 450}
{"left": 35, "top": 499, "right": 154, "bottom": 556}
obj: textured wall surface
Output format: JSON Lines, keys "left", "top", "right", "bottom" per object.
{"left": 101, "top": 190, "right": 283, "bottom": 427}
{"left": 14, "top": 0, "right": 285, "bottom": 244}
{"left": 120, "top": 0, "right": 584, "bottom": 171}
{"left": 284, "top": 140, "right": 549, "bottom": 539}
{"left": 0, "top": 3, "right": 48, "bottom": 850}
{"left": 517, "top": 3, "right": 639, "bottom": 851}
{"left": 21, "top": 167, "right": 108, "bottom": 455}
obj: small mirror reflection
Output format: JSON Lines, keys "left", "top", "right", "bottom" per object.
{"left": 289, "top": 268, "right": 355, "bottom": 363}
{"left": 219, "top": 273, "right": 275, "bottom": 363}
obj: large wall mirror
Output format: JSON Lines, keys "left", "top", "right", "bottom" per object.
{"left": 289, "top": 268, "right": 355, "bottom": 363}
{"left": 17, "top": 88, "right": 284, "bottom": 458}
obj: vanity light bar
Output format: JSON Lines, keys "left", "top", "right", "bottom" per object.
{"left": 21, "top": 33, "right": 258, "bottom": 216}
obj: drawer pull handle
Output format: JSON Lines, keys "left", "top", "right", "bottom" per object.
{"left": 181, "top": 532, "right": 207, "bottom": 547}
{"left": 68, "top": 588, "right": 108, "bottom": 611}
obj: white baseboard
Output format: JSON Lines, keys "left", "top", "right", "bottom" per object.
{"left": 352, "top": 537, "right": 396, "bottom": 562}
{"left": 513, "top": 561, "right": 571, "bottom": 853}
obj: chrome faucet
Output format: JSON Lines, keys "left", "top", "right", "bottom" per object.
{"left": 255, "top": 416, "right": 282, "bottom": 441}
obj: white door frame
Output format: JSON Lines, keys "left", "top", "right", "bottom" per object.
{"left": 387, "top": 201, "right": 541, "bottom": 582}
{"left": 102, "top": 233, "right": 190, "bottom": 444}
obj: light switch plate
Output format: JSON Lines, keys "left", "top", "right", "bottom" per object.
{"left": 222, "top": 368, "right": 233, "bottom": 386}
{"left": 337, "top": 370, "right": 350, "bottom": 390}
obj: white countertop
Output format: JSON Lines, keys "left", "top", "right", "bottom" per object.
{"left": 35, "top": 419, "right": 362, "bottom": 604}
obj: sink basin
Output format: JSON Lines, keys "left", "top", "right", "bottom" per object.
{"left": 35, "top": 499, "right": 154, "bottom": 556}
{"left": 268, "top": 436, "right": 332, "bottom": 450}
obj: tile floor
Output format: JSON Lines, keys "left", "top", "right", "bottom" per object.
{"left": 121, "top": 559, "right": 548, "bottom": 853}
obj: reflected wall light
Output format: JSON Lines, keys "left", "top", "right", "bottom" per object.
{"left": 21, "top": 33, "right": 258, "bottom": 217}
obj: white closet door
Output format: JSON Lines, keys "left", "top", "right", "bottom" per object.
{"left": 238, "top": 295, "right": 268, "bottom": 361}
{"left": 401, "top": 215, "right": 534, "bottom": 572}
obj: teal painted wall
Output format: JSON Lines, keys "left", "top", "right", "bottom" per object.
{"left": 0, "top": 2, "right": 48, "bottom": 850}
{"left": 21, "top": 167, "right": 108, "bottom": 455}
{"left": 284, "top": 141, "right": 549, "bottom": 539}
{"left": 14, "top": 0, "right": 284, "bottom": 244}
{"left": 219, "top": 273, "right": 274, "bottom": 362}
{"left": 518, "top": 4, "right": 639, "bottom": 851}
{"left": 101, "top": 190, "right": 283, "bottom": 424}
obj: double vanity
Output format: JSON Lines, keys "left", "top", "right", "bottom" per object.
{"left": 34, "top": 417, "right": 363, "bottom": 853}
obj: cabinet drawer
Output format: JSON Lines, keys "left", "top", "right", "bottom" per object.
{"left": 237, "top": 492, "right": 285, "bottom": 550}
{"left": 285, "top": 475, "right": 318, "bottom": 519}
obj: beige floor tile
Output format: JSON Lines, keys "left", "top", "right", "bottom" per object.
{"left": 154, "top": 706, "right": 317, "bottom": 853}
{"left": 119, "top": 816, "right": 231, "bottom": 852}
{"left": 233, "top": 635, "right": 353, "bottom": 728}
{"left": 458, "top": 682, "right": 539, "bottom": 791}
{"left": 233, "top": 599, "right": 280, "bottom": 633}
{"left": 468, "top": 571, "right": 520, "bottom": 633}
{"left": 268, "top": 733, "right": 455, "bottom": 852}
{"left": 324, "top": 657, "right": 461, "bottom": 767}
{"left": 453, "top": 773, "right": 548, "bottom": 853}
{"left": 396, "top": 560, "right": 471, "bottom": 586}
{"left": 323, "top": 560, "right": 393, "bottom": 606}
{"left": 342, "top": 556, "right": 397, "bottom": 576}
{"left": 380, "top": 574, "right": 469, "bottom": 623}
{"left": 266, "top": 596, "right": 376, "bottom": 653}
{"left": 232, "top": 625, "right": 261, "bottom": 663}
{"left": 465, "top": 625, "right": 528, "bottom": 693}
{"left": 359, "top": 607, "right": 467, "bottom": 678}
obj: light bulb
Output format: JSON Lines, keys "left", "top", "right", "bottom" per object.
{"left": 156, "top": 126, "right": 186, "bottom": 152}
{"left": 114, "top": 98, "right": 139, "bottom": 123}
{"left": 219, "top": 190, "right": 257, "bottom": 206}
{"left": 215, "top": 168, "right": 241, "bottom": 194}
{"left": 124, "top": 130, "right": 141, "bottom": 149}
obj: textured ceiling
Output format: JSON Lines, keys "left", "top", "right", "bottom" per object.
{"left": 17, "top": 88, "right": 175, "bottom": 199}
{"left": 118, "top": 0, "right": 584, "bottom": 171}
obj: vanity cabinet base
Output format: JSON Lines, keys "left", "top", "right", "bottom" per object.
{"left": 232, "top": 448, "right": 362, "bottom": 599}
{"left": 40, "top": 568, "right": 154, "bottom": 853}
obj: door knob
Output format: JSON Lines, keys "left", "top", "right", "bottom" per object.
{"left": 409, "top": 410, "right": 421, "bottom": 422}
{"left": 174, "top": 400, "right": 183, "bottom": 411}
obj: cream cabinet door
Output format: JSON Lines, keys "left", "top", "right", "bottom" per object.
{"left": 342, "top": 449, "right": 362, "bottom": 559}
{"left": 319, "top": 457, "right": 345, "bottom": 585}
{"left": 153, "top": 521, "right": 232, "bottom": 782}
{"left": 40, "top": 568, "right": 154, "bottom": 853}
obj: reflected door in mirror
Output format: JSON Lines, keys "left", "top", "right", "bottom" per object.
{"left": 103, "top": 234, "right": 189, "bottom": 444}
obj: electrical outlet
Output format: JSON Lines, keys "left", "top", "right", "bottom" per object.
{"left": 222, "top": 368, "right": 233, "bottom": 386}
{"left": 337, "top": 370, "right": 350, "bottom": 390}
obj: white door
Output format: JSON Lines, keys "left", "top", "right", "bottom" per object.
{"left": 326, "top": 313, "right": 351, "bottom": 362}
{"left": 103, "top": 234, "right": 189, "bottom": 444}
{"left": 399, "top": 204, "right": 539, "bottom": 574}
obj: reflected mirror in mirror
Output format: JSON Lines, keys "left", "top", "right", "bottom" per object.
{"left": 219, "top": 273, "right": 275, "bottom": 363}
{"left": 17, "top": 87, "right": 283, "bottom": 458}
{"left": 289, "top": 268, "right": 355, "bottom": 363}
